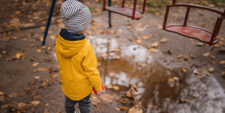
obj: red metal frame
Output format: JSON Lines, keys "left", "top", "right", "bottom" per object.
{"left": 103, "top": 0, "right": 146, "bottom": 20}
{"left": 163, "top": 0, "right": 225, "bottom": 45}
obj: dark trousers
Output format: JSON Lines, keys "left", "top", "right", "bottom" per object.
{"left": 65, "top": 94, "right": 91, "bottom": 113}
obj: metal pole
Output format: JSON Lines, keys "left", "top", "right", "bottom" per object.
{"left": 108, "top": 0, "right": 112, "bottom": 28}
{"left": 172, "top": 0, "right": 176, "bottom": 4}
{"left": 132, "top": 0, "right": 137, "bottom": 20}
{"left": 42, "top": 0, "right": 56, "bottom": 46}
{"left": 183, "top": 7, "right": 190, "bottom": 26}
{"left": 142, "top": 0, "right": 147, "bottom": 14}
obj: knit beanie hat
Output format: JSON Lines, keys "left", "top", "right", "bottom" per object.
{"left": 60, "top": 0, "right": 91, "bottom": 33}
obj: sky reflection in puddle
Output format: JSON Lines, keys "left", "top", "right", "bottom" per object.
{"left": 89, "top": 36, "right": 225, "bottom": 113}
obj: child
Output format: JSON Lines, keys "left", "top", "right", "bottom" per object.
{"left": 55, "top": 0, "right": 103, "bottom": 113}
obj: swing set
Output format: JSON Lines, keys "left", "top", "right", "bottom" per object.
{"left": 42, "top": 0, "right": 224, "bottom": 46}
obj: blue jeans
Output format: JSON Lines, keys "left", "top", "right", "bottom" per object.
{"left": 65, "top": 94, "right": 91, "bottom": 113}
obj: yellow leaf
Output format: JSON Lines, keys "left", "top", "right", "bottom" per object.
{"left": 15, "top": 52, "right": 23, "bottom": 59}
{"left": 182, "top": 68, "right": 187, "bottom": 72}
{"left": 120, "top": 106, "right": 127, "bottom": 110}
{"left": 141, "top": 35, "right": 149, "bottom": 39}
{"left": 50, "top": 35, "right": 56, "bottom": 40}
{"left": 4, "top": 37, "right": 10, "bottom": 41}
{"left": 2, "top": 51, "right": 6, "bottom": 54}
{"left": 160, "top": 38, "right": 168, "bottom": 43}
{"left": 149, "top": 48, "right": 158, "bottom": 53}
{"left": 30, "top": 101, "right": 40, "bottom": 106}
{"left": 106, "top": 84, "right": 113, "bottom": 89}
{"left": 168, "top": 78, "right": 174, "bottom": 83}
{"left": 91, "top": 26, "right": 97, "bottom": 30}
{"left": 32, "top": 62, "right": 39, "bottom": 67}
{"left": 209, "top": 68, "right": 215, "bottom": 73}
{"left": 213, "top": 44, "right": 220, "bottom": 48}
{"left": 36, "top": 49, "right": 41, "bottom": 52}
{"left": 113, "top": 86, "right": 119, "bottom": 90}
{"left": 151, "top": 42, "right": 158, "bottom": 47}
{"left": 40, "top": 26, "right": 45, "bottom": 30}
{"left": 0, "top": 91, "right": 4, "bottom": 96}
{"left": 34, "top": 76, "right": 40, "bottom": 80}
{"left": 92, "top": 96, "right": 97, "bottom": 99}
{"left": 45, "top": 103, "right": 49, "bottom": 106}
{"left": 136, "top": 39, "right": 142, "bottom": 44}
{"left": 115, "top": 107, "right": 120, "bottom": 111}
{"left": 52, "top": 74, "right": 58, "bottom": 78}
{"left": 220, "top": 60, "right": 225, "bottom": 64}
{"left": 1, "top": 104, "right": 8, "bottom": 109}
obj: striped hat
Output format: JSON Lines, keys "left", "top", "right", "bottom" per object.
{"left": 60, "top": 0, "right": 91, "bottom": 33}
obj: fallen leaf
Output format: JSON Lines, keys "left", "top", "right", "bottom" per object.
{"left": 112, "top": 55, "right": 121, "bottom": 59}
{"left": 136, "top": 39, "right": 142, "bottom": 44}
{"left": 1, "top": 105, "right": 8, "bottom": 109}
{"left": 50, "top": 35, "right": 56, "bottom": 40}
{"left": 220, "top": 60, "right": 225, "bottom": 64}
{"left": 149, "top": 48, "right": 158, "bottom": 53}
{"left": 148, "top": 105, "right": 155, "bottom": 109}
{"left": 120, "top": 106, "right": 127, "bottom": 110}
{"left": 141, "top": 36, "right": 149, "bottom": 39}
{"left": 115, "top": 107, "right": 120, "bottom": 111}
{"left": 106, "top": 85, "right": 113, "bottom": 89}
{"left": 113, "top": 86, "right": 119, "bottom": 90}
{"left": 91, "top": 98, "right": 100, "bottom": 105}
{"left": 0, "top": 91, "right": 4, "bottom": 95}
{"left": 128, "top": 107, "right": 143, "bottom": 113}
{"left": 33, "top": 96, "right": 39, "bottom": 100}
{"left": 91, "top": 26, "right": 97, "bottom": 30}
{"left": 179, "top": 98, "right": 190, "bottom": 103}
{"left": 36, "top": 49, "right": 41, "bottom": 52}
{"left": 213, "top": 44, "right": 220, "bottom": 48}
{"left": 30, "top": 101, "right": 40, "bottom": 106}
{"left": 196, "top": 43, "right": 204, "bottom": 46}
{"left": 151, "top": 42, "right": 158, "bottom": 48}
{"left": 34, "top": 76, "right": 40, "bottom": 79}
{"left": 18, "top": 103, "right": 26, "bottom": 109}
{"left": 160, "top": 38, "right": 168, "bottom": 43}
{"left": 127, "top": 87, "right": 136, "bottom": 98}
{"left": 209, "top": 68, "right": 215, "bottom": 73}
{"left": 203, "top": 52, "right": 210, "bottom": 57}
{"left": 173, "top": 77, "right": 179, "bottom": 81}
{"left": 0, "top": 96, "right": 4, "bottom": 102}
{"left": 45, "top": 103, "right": 49, "bottom": 107}
{"left": 15, "top": 52, "right": 23, "bottom": 59}
{"left": 182, "top": 68, "right": 187, "bottom": 72}
{"left": 51, "top": 73, "right": 58, "bottom": 78}
{"left": 176, "top": 55, "right": 183, "bottom": 59}
{"left": 193, "top": 70, "right": 199, "bottom": 75}
{"left": 92, "top": 96, "right": 97, "bottom": 99}
{"left": 109, "top": 72, "right": 115, "bottom": 77}
{"left": 129, "top": 84, "right": 138, "bottom": 91}
{"left": 168, "top": 78, "right": 174, "bottom": 83}
{"left": 40, "top": 26, "right": 45, "bottom": 30}
{"left": 120, "top": 100, "right": 126, "bottom": 104}
{"left": 8, "top": 92, "right": 18, "bottom": 98}
{"left": 139, "top": 62, "right": 147, "bottom": 67}
{"left": 4, "top": 37, "right": 10, "bottom": 41}
{"left": 48, "top": 46, "right": 52, "bottom": 51}
{"left": 32, "top": 62, "right": 39, "bottom": 67}
{"left": 2, "top": 51, "right": 6, "bottom": 54}
{"left": 101, "top": 53, "right": 108, "bottom": 60}
{"left": 99, "top": 94, "right": 114, "bottom": 102}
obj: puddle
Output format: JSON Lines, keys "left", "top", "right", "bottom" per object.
{"left": 88, "top": 36, "right": 225, "bottom": 113}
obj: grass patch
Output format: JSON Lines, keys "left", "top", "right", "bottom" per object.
{"left": 146, "top": 9, "right": 155, "bottom": 13}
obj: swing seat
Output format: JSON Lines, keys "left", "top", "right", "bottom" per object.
{"left": 163, "top": 0, "right": 225, "bottom": 45}
{"left": 165, "top": 25, "right": 218, "bottom": 44}
{"left": 105, "top": 6, "right": 144, "bottom": 20}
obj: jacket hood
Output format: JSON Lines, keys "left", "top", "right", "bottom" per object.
{"left": 55, "top": 29, "right": 87, "bottom": 58}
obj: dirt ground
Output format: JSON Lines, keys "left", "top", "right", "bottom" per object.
{"left": 0, "top": 1, "right": 225, "bottom": 113}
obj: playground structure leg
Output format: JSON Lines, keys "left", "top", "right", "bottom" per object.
{"left": 108, "top": 0, "right": 112, "bottom": 28}
{"left": 42, "top": 0, "right": 56, "bottom": 46}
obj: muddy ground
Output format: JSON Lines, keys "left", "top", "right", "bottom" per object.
{"left": 0, "top": 1, "right": 225, "bottom": 113}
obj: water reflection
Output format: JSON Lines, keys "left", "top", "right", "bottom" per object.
{"left": 88, "top": 36, "right": 225, "bottom": 113}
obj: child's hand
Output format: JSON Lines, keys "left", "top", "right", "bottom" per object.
{"left": 97, "top": 89, "right": 103, "bottom": 96}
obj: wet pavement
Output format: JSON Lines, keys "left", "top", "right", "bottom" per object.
{"left": 0, "top": 6, "right": 225, "bottom": 113}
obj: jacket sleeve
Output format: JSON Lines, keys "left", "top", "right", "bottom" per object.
{"left": 82, "top": 44, "right": 102, "bottom": 91}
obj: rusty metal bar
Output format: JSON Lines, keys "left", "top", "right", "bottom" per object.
{"left": 172, "top": 0, "right": 176, "bottom": 4}
{"left": 163, "top": 5, "right": 170, "bottom": 29}
{"left": 132, "top": 0, "right": 137, "bottom": 20}
{"left": 142, "top": 0, "right": 147, "bottom": 14}
{"left": 184, "top": 7, "right": 190, "bottom": 26}
{"left": 103, "top": 0, "right": 106, "bottom": 10}
{"left": 169, "top": 4, "right": 223, "bottom": 15}
{"left": 122, "top": 0, "right": 125, "bottom": 7}
{"left": 210, "top": 18, "right": 223, "bottom": 45}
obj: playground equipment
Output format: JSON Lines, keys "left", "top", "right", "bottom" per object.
{"left": 103, "top": 0, "right": 147, "bottom": 27}
{"left": 163, "top": 0, "right": 225, "bottom": 45}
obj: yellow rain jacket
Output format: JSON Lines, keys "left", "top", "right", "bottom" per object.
{"left": 55, "top": 29, "right": 102, "bottom": 101}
